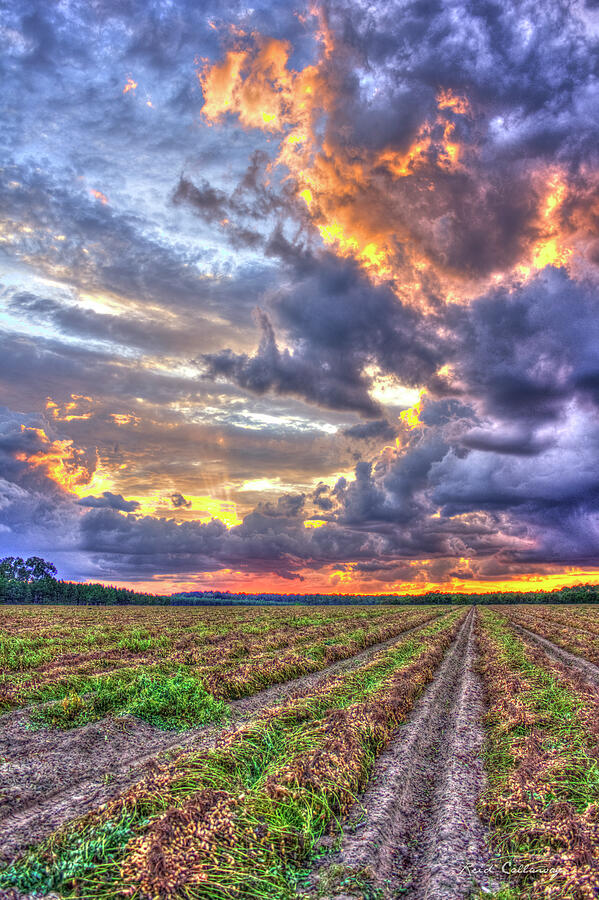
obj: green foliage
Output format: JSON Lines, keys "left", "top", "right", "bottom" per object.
{"left": 0, "top": 814, "right": 140, "bottom": 896}
{"left": 116, "top": 628, "right": 164, "bottom": 652}
{"left": 0, "top": 634, "right": 54, "bottom": 670}
{"left": 482, "top": 613, "right": 599, "bottom": 810}
{"left": 479, "top": 610, "right": 599, "bottom": 898}
{"left": 0, "top": 555, "right": 57, "bottom": 582}
{"left": 0, "top": 574, "right": 171, "bottom": 605}
{"left": 29, "top": 670, "right": 229, "bottom": 730}
{"left": 126, "top": 672, "right": 229, "bottom": 729}
{"left": 309, "top": 863, "right": 384, "bottom": 899}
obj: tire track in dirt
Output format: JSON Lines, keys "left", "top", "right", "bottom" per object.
{"left": 309, "top": 608, "right": 501, "bottom": 900}
{"left": 0, "top": 617, "right": 452, "bottom": 866}
{"left": 508, "top": 621, "right": 599, "bottom": 687}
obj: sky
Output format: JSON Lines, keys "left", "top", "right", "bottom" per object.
{"left": 2, "top": 0, "right": 599, "bottom": 595}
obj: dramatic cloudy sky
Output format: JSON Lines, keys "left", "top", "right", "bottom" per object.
{"left": 2, "top": 0, "right": 599, "bottom": 594}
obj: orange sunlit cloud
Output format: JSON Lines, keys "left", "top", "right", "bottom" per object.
{"left": 436, "top": 89, "right": 471, "bottom": 116}
{"left": 198, "top": 23, "right": 593, "bottom": 305}
{"left": 199, "top": 31, "right": 467, "bottom": 296}
{"left": 15, "top": 426, "right": 96, "bottom": 496}
{"left": 110, "top": 412, "right": 142, "bottom": 427}
{"left": 117, "top": 564, "right": 599, "bottom": 598}
{"left": 398, "top": 389, "right": 426, "bottom": 432}
{"left": 526, "top": 169, "right": 572, "bottom": 272}
{"left": 197, "top": 30, "right": 474, "bottom": 296}
{"left": 89, "top": 188, "right": 108, "bottom": 204}
{"left": 123, "top": 76, "right": 138, "bottom": 94}
{"left": 46, "top": 395, "right": 94, "bottom": 422}
{"left": 133, "top": 493, "right": 241, "bottom": 528}
{"left": 15, "top": 412, "right": 242, "bottom": 530}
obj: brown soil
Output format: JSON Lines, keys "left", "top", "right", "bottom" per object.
{"left": 0, "top": 626, "right": 431, "bottom": 866}
{"left": 510, "top": 621, "right": 599, "bottom": 687}
{"left": 308, "top": 609, "right": 501, "bottom": 900}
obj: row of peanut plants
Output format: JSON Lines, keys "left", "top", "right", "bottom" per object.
{"left": 0, "top": 605, "right": 410, "bottom": 672}
{"left": 497, "top": 604, "right": 599, "bottom": 666}
{"left": 0, "top": 605, "right": 441, "bottom": 676}
{"left": 476, "top": 608, "right": 599, "bottom": 899}
{"left": 0, "top": 609, "right": 466, "bottom": 899}
{"left": 1, "top": 606, "right": 448, "bottom": 730}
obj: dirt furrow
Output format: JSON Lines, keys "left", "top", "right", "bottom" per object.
{"left": 509, "top": 621, "right": 599, "bottom": 687}
{"left": 309, "top": 609, "right": 500, "bottom": 900}
{"left": 0, "top": 620, "right": 446, "bottom": 865}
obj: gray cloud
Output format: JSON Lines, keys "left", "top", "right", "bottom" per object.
{"left": 343, "top": 420, "right": 397, "bottom": 441}
{"left": 171, "top": 492, "right": 192, "bottom": 508}
{"left": 77, "top": 491, "right": 140, "bottom": 512}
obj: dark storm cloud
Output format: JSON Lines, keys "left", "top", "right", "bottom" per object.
{"left": 0, "top": 408, "right": 84, "bottom": 562}
{"left": 172, "top": 178, "right": 228, "bottom": 222}
{"left": 376, "top": 270, "right": 599, "bottom": 567}
{"left": 77, "top": 492, "right": 140, "bottom": 512}
{"left": 316, "top": 0, "right": 599, "bottom": 278}
{"left": 460, "top": 426, "right": 554, "bottom": 456}
{"left": 0, "top": 331, "right": 209, "bottom": 410}
{"left": 261, "top": 261, "right": 599, "bottom": 574}
{"left": 70, "top": 449, "right": 510, "bottom": 583}
{"left": 173, "top": 149, "right": 300, "bottom": 249}
{"left": 204, "top": 308, "right": 382, "bottom": 417}
{"left": 77, "top": 492, "right": 396, "bottom": 581}
{"left": 191, "top": 0, "right": 599, "bottom": 295}
{"left": 451, "top": 268, "right": 599, "bottom": 425}
{"left": 78, "top": 506, "right": 305, "bottom": 579}
{"left": 427, "top": 425, "right": 599, "bottom": 570}
{"left": 334, "top": 433, "right": 451, "bottom": 527}
{"left": 253, "top": 492, "right": 305, "bottom": 518}
{"left": 328, "top": 0, "right": 599, "bottom": 150}
{"left": 274, "top": 256, "right": 445, "bottom": 382}
{"left": 310, "top": 482, "right": 334, "bottom": 512}
{"left": 171, "top": 492, "right": 192, "bottom": 508}
{"left": 0, "top": 406, "right": 94, "bottom": 493}
{"left": 343, "top": 420, "right": 396, "bottom": 441}
{"left": 203, "top": 255, "right": 447, "bottom": 416}
{"left": 0, "top": 407, "right": 43, "bottom": 458}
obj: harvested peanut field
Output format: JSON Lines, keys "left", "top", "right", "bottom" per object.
{"left": 1, "top": 603, "right": 599, "bottom": 899}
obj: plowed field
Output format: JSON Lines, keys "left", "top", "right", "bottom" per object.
{"left": 1, "top": 603, "right": 599, "bottom": 899}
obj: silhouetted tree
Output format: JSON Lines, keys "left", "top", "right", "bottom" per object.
{"left": 0, "top": 555, "right": 57, "bottom": 582}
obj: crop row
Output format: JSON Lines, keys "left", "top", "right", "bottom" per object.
{"left": 0, "top": 603, "right": 420, "bottom": 640}
{"left": 504, "top": 604, "right": 599, "bottom": 637}
{"left": 0, "top": 607, "right": 393, "bottom": 676}
{"left": 0, "top": 609, "right": 466, "bottom": 899}
{"left": 0, "top": 607, "right": 446, "bottom": 727}
{"left": 497, "top": 604, "right": 599, "bottom": 666}
{"left": 0, "top": 605, "right": 439, "bottom": 675}
{"left": 476, "top": 609, "right": 599, "bottom": 899}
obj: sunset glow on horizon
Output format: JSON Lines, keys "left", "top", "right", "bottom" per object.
{"left": 2, "top": 0, "right": 599, "bottom": 594}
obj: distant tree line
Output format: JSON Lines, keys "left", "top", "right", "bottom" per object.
{"left": 0, "top": 557, "right": 170, "bottom": 605}
{"left": 1, "top": 556, "right": 598, "bottom": 605}
{"left": 169, "top": 585, "right": 599, "bottom": 605}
